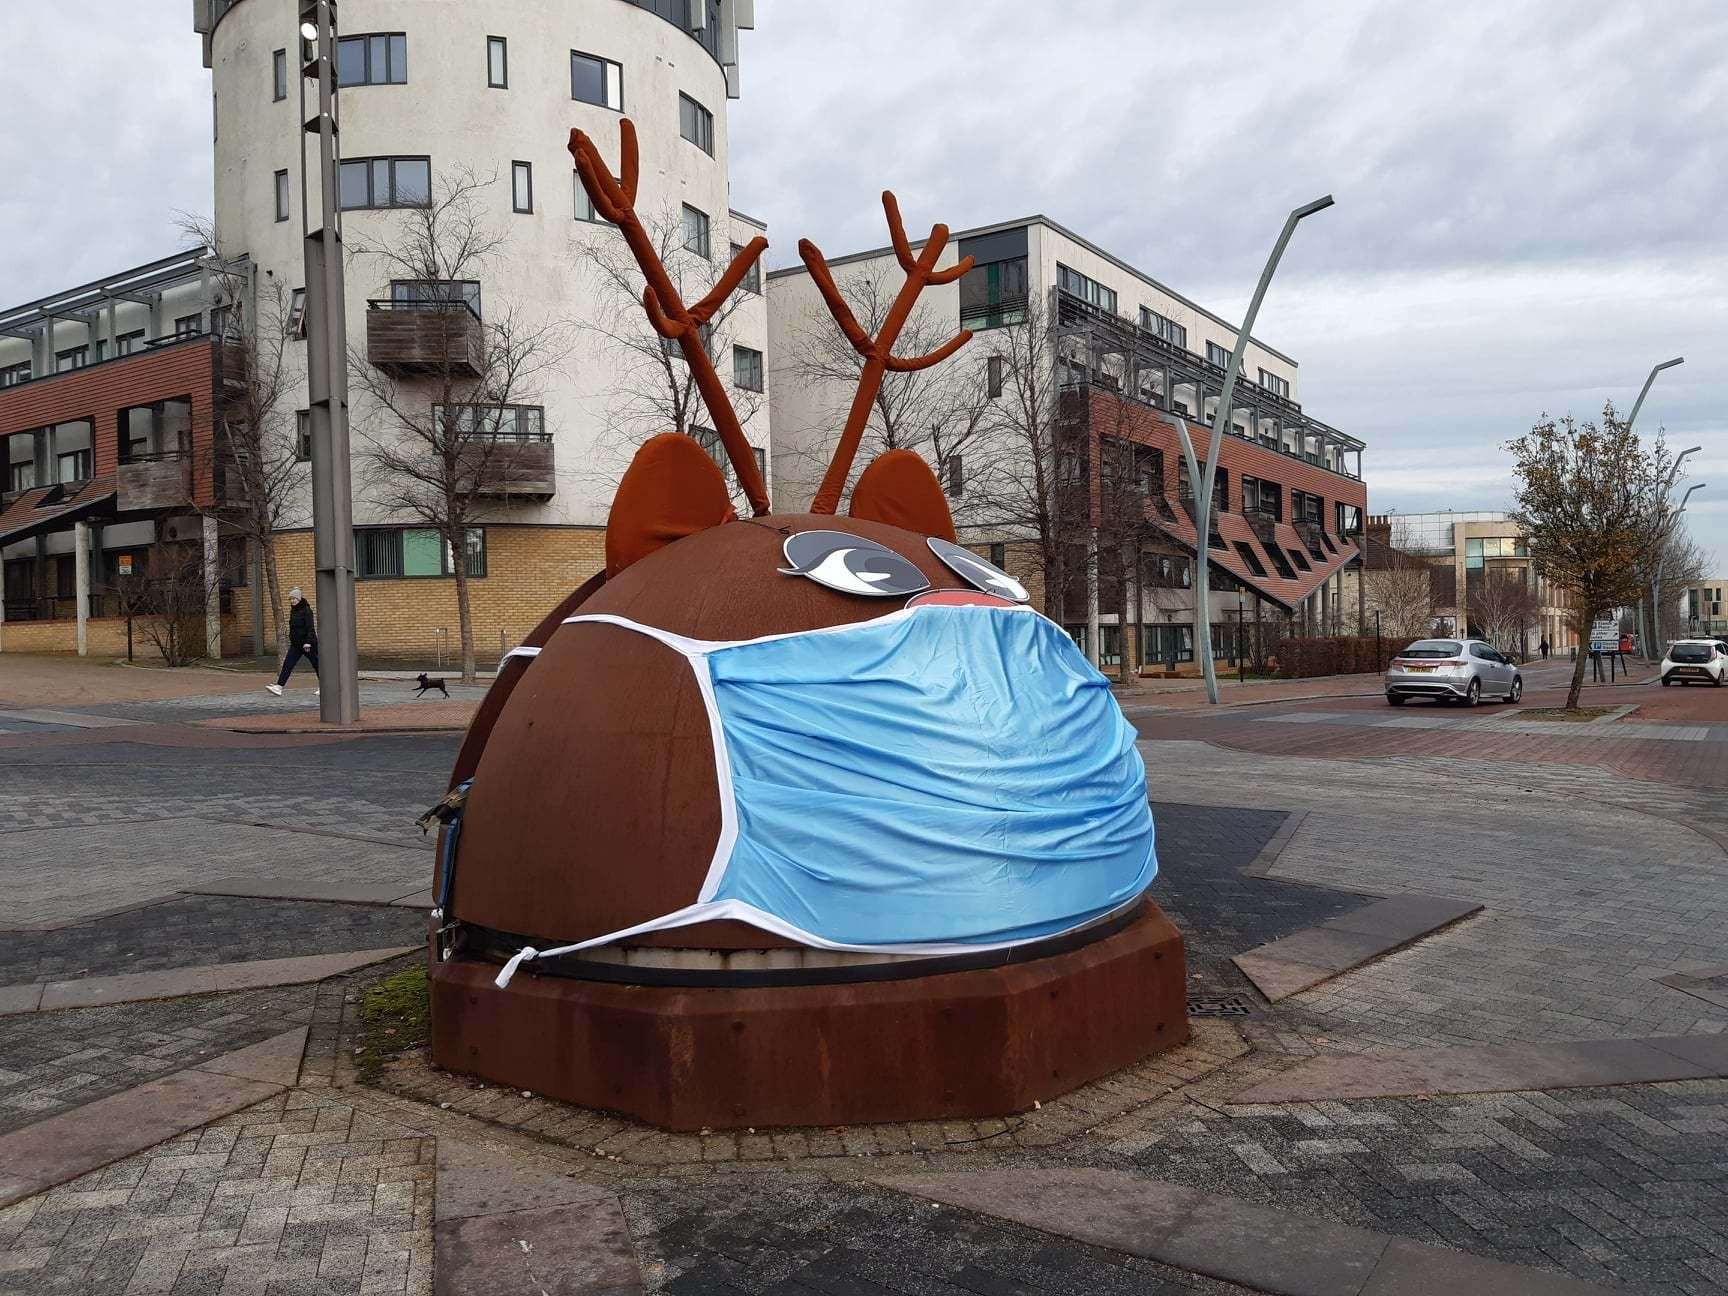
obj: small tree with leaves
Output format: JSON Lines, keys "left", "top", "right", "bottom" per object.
{"left": 348, "top": 170, "right": 571, "bottom": 682}
{"left": 1507, "top": 403, "right": 1669, "bottom": 708}
{"left": 1467, "top": 567, "right": 1541, "bottom": 656}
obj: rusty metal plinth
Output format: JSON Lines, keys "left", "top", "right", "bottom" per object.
{"left": 427, "top": 905, "right": 1187, "bottom": 1131}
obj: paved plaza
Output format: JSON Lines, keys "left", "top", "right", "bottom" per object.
{"left": 0, "top": 654, "right": 1724, "bottom": 1293}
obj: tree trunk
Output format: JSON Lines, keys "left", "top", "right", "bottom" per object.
{"left": 1566, "top": 608, "right": 1591, "bottom": 710}
{"left": 1085, "top": 529, "right": 1100, "bottom": 669}
{"left": 452, "top": 536, "right": 476, "bottom": 684}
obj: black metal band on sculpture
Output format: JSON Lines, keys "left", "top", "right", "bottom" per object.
{"left": 448, "top": 899, "right": 1147, "bottom": 989}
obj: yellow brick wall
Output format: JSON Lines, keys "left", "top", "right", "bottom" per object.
{"left": 270, "top": 525, "right": 604, "bottom": 666}
{"left": 0, "top": 617, "right": 134, "bottom": 657}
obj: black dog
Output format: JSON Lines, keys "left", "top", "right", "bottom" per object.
{"left": 415, "top": 673, "right": 450, "bottom": 699}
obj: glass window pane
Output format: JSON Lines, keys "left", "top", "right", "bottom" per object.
{"left": 337, "top": 37, "right": 366, "bottom": 86}
{"left": 464, "top": 529, "right": 487, "bottom": 578}
{"left": 513, "top": 162, "right": 532, "bottom": 212}
{"left": 338, "top": 160, "right": 370, "bottom": 209}
{"left": 571, "top": 52, "right": 603, "bottom": 105}
{"left": 394, "top": 158, "right": 430, "bottom": 206}
{"left": 389, "top": 34, "right": 407, "bottom": 82}
{"left": 606, "top": 61, "right": 623, "bottom": 109}
{"left": 372, "top": 159, "right": 391, "bottom": 202}
{"left": 488, "top": 37, "right": 507, "bottom": 87}
{"left": 402, "top": 529, "right": 443, "bottom": 577}
{"left": 369, "top": 36, "right": 389, "bottom": 81}
{"left": 273, "top": 49, "right": 287, "bottom": 100}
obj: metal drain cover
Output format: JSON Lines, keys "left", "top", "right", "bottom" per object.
{"left": 1187, "top": 995, "right": 1254, "bottom": 1018}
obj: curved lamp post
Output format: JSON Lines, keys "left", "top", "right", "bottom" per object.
{"left": 1174, "top": 195, "right": 1333, "bottom": 705}
{"left": 1652, "top": 476, "right": 1704, "bottom": 651}
{"left": 1626, "top": 358, "right": 1684, "bottom": 652}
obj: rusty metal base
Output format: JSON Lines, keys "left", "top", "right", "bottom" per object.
{"left": 427, "top": 905, "right": 1187, "bottom": 1131}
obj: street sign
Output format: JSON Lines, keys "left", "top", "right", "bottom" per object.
{"left": 1589, "top": 618, "right": 1617, "bottom": 653}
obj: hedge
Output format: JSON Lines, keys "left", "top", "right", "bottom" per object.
{"left": 1274, "top": 635, "right": 1406, "bottom": 679}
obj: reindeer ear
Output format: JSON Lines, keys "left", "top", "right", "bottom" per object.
{"left": 847, "top": 449, "right": 957, "bottom": 542}
{"left": 606, "top": 434, "right": 737, "bottom": 576}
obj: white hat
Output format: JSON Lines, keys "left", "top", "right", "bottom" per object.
{"left": 289, "top": 587, "right": 303, "bottom": 600}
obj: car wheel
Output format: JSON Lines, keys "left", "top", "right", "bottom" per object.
{"left": 1506, "top": 676, "right": 1522, "bottom": 703}
{"left": 1662, "top": 676, "right": 1671, "bottom": 687}
{"left": 1464, "top": 679, "right": 1480, "bottom": 707}
{"left": 1387, "top": 694, "right": 1406, "bottom": 706}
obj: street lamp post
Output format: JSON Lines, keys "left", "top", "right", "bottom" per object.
{"left": 299, "top": 0, "right": 360, "bottom": 724}
{"left": 1652, "top": 477, "right": 1705, "bottom": 655}
{"left": 1625, "top": 357, "right": 1683, "bottom": 654}
{"left": 1174, "top": 194, "right": 1334, "bottom": 705}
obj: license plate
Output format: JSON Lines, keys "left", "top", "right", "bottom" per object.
{"left": 1405, "top": 665, "right": 1435, "bottom": 673}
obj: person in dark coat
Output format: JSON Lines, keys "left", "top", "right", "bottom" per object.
{"left": 1539, "top": 637, "right": 1549, "bottom": 659}
{"left": 267, "top": 587, "right": 319, "bottom": 696}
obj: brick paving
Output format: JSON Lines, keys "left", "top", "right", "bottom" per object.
{"left": 0, "top": 896, "right": 425, "bottom": 985}
{"left": 0, "top": 1090, "right": 435, "bottom": 1296}
{"left": 0, "top": 985, "right": 318, "bottom": 1135}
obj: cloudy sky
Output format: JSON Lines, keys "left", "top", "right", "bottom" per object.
{"left": 4, "top": 3, "right": 1723, "bottom": 567}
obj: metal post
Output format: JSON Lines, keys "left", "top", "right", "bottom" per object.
{"left": 1176, "top": 194, "right": 1333, "bottom": 705}
{"left": 74, "top": 520, "right": 90, "bottom": 657}
{"left": 300, "top": 0, "right": 359, "bottom": 723}
{"left": 1626, "top": 357, "right": 1683, "bottom": 432}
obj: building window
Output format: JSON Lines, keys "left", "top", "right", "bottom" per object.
{"left": 1258, "top": 368, "right": 1290, "bottom": 399}
{"left": 1206, "top": 341, "right": 1231, "bottom": 369}
{"left": 338, "top": 156, "right": 431, "bottom": 210}
{"left": 1233, "top": 541, "right": 1269, "bottom": 579}
{"left": 288, "top": 288, "right": 307, "bottom": 338}
{"left": 8, "top": 460, "right": 32, "bottom": 491}
{"left": 512, "top": 162, "right": 533, "bottom": 214}
{"left": 57, "top": 449, "right": 93, "bottom": 483}
{"left": 390, "top": 280, "right": 482, "bottom": 317}
{"left": 1292, "top": 490, "right": 1323, "bottom": 526}
{"left": 434, "top": 404, "right": 546, "bottom": 441}
{"left": 946, "top": 454, "right": 964, "bottom": 498}
{"left": 174, "top": 314, "right": 204, "bottom": 338}
{"left": 295, "top": 410, "right": 312, "bottom": 461}
{"left": 989, "top": 542, "right": 1006, "bottom": 568}
{"left": 679, "top": 92, "right": 714, "bottom": 155}
{"left": 274, "top": 169, "right": 290, "bottom": 222}
{"left": 731, "top": 243, "right": 761, "bottom": 293}
{"left": 55, "top": 347, "right": 89, "bottom": 372}
{"left": 959, "top": 255, "right": 1028, "bottom": 330}
{"left": 116, "top": 330, "right": 145, "bottom": 357}
{"left": 733, "top": 346, "right": 763, "bottom": 393}
{"left": 1056, "top": 264, "right": 1117, "bottom": 314}
{"left": 356, "top": 527, "right": 486, "bottom": 579}
{"left": 1139, "top": 306, "right": 1186, "bottom": 350}
{"left": 681, "top": 204, "right": 711, "bottom": 259}
{"left": 273, "top": 48, "right": 288, "bottom": 101}
{"left": 0, "top": 361, "right": 32, "bottom": 387}
{"left": 487, "top": 36, "right": 508, "bottom": 89}
{"left": 573, "top": 172, "right": 616, "bottom": 225}
{"left": 571, "top": 50, "right": 623, "bottom": 109}
{"left": 986, "top": 354, "right": 1004, "bottom": 398}
{"left": 337, "top": 33, "right": 407, "bottom": 87}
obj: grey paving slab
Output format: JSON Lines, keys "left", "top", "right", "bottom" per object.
{"left": 1323, "top": 894, "right": 1483, "bottom": 943}
{"left": 0, "top": 708, "right": 143, "bottom": 729}
{"left": 188, "top": 874, "right": 428, "bottom": 904}
{"left": 878, "top": 1169, "right": 1625, "bottom": 1296}
{"left": 1233, "top": 894, "right": 1482, "bottom": 1002}
{"left": 37, "top": 966, "right": 218, "bottom": 1011}
{"left": 0, "top": 1051, "right": 285, "bottom": 1208}
{"left": 435, "top": 1201, "right": 643, "bottom": 1295}
{"left": 194, "top": 1025, "right": 307, "bottom": 1087}
{"left": 0, "top": 985, "right": 43, "bottom": 1018}
{"left": 1643, "top": 1032, "right": 1728, "bottom": 1073}
{"left": 1232, "top": 953, "right": 1336, "bottom": 1002}
{"left": 434, "top": 1141, "right": 613, "bottom": 1224}
{"left": 1232, "top": 1035, "right": 1721, "bottom": 1104}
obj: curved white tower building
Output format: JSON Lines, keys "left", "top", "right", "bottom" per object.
{"left": 195, "top": 0, "right": 765, "bottom": 664}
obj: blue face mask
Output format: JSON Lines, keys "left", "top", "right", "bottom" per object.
{"left": 496, "top": 604, "right": 1156, "bottom": 986}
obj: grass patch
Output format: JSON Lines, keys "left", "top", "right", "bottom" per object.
{"left": 1514, "top": 706, "right": 1615, "bottom": 722}
{"left": 354, "top": 965, "right": 430, "bottom": 1084}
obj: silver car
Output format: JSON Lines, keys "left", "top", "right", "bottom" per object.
{"left": 1385, "top": 637, "right": 1522, "bottom": 706}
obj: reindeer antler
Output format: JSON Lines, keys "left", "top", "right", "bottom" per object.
{"left": 571, "top": 120, "right": 772, "bottom": 517}
{"left": 799, "top": 193, "right": 975, "bottom": 515}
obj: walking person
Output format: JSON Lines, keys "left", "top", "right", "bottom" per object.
{"left": 267, "top": 588, "right": 319, "bottom": 696}
{"left": 1539, "top": 636, "right": 1549, "bottom": 660}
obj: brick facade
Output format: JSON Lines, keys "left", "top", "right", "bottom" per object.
{"left": 269, "top": 524, "right": 605, "bottom": 666}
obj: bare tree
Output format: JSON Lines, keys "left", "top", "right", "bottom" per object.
{"left": 117, "top": 549, "right": 208, "bottom": 668}
{"left": 1358, "top": 534, "right": 1437, "bottom": 641}
{"left": 575, "top": 205, "right": 763, "bottom": 506}
{"left": 178, "top": 217, "right": 305, "bottom": 657}
{"left": 1507, "top": 403, "right": 1669, "bottom": 708}
{"left": 348, "top": 169, "right": 572, "bottom": 681}
{"left": 1467, "top": 568, "right": 1541, "bottom": 656}
{"left": 784, "top": 263, "right": 995, "bottom": 521}
{"left": 1651, "top": 529, "right": 1707, "bottom": 644}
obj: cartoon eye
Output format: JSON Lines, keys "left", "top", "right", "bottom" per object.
{"left": 927, "top": 537, "right": 1030, "bottom": 603}
{"left": 780, "top": 530, "right": 931, "bottom": 599}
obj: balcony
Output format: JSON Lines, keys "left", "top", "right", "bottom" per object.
{"left": 117, "top": 451, "right": 193, "bottom": 512}
{"left": 458, "top": 433, "right": 556, "bottom": 501}
{"left": 365, "top": 300, "right": 484, "bottom": 377}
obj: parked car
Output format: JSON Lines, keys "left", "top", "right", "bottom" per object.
{"left": 1385, "top": 638, "right": 1522, "bottom": 706}
{"left": 1659, "top": 640, "right": 1727, "bottom": 687}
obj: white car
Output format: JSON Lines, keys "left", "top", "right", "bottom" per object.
{"left": 1660, "top": 640, "right": 1726, "bottom": 687}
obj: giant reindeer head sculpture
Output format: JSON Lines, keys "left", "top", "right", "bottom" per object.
{"left": 435, "top": 118, "right": 1157, "bottom": 1001}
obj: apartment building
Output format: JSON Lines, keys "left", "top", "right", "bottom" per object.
{"left": 1, "top": 0, "right": 764, "bottom": 662}
{"left": 767, "top": 217, "right": 1367, "bottom": 670}
{"left": 1682, "top": 579, "right": 1728, "bottom": 639}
